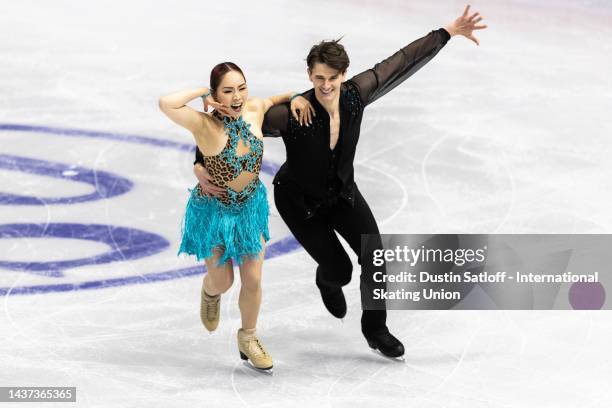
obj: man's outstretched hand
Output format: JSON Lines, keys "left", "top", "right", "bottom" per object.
{"left": 194, "top": 163, "right": 227, "bottom": 197}
{"left": 445, "top": 4, "right": 488, "bottom": 46}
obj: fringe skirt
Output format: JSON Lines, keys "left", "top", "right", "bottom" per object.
{"left": 177, "top": 179, "right": 270, "bottom": 266}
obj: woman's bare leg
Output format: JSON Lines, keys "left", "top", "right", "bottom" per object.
{"left": 203, "top": 246, "right": 234, "bottom": 295}
{"left": 237, "top": 237, "right": 266, "bottom": 329}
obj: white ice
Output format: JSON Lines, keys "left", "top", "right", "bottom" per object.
{"left": 1, "top": 0, "right": 612, "bottom": 407}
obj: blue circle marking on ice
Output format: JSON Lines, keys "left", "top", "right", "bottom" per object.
{"left": 0, "top": 223, "right": 170, "bottom": 277}
{"left": 0, "top": 154, "right": 133, "bottom": 205}
{"left": 0, "top": 123, "right": 300, "bottom": 296}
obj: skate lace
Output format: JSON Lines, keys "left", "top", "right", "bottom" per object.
{"left": 250, "top": 338, "right": 269, "bottom": 358}
{"left": 205, "top": 297, "right": 219, "bottom": 321}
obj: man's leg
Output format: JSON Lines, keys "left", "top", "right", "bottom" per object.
{"left": 274, "top": 185, "right": 351, "bottom": 317}
{"left": 329, "top": 187, "right": 386, "bottom": 332}
{"left": 331, "top": 186, "right": 405, "bottom": 357}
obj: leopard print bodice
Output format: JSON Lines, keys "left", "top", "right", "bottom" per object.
{"left": 201, "top": 113, "right": 263, "bottom": 206}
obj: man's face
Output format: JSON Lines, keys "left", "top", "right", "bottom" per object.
{"left": 308, "top": 63, "right": 346, "bottom": 103}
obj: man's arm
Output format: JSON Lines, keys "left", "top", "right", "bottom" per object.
{"left": 194, "top": 146, "right": 204, "bottom": 165}
{"left": 193, "top": 148, "right": 227, "bottom": 197}
{"left": 262, "top": 104, "right": 290, "bottom": 138}
{"left": 350, "top": 28, "right": 451, "bottom": 107}
{"left": 351, "top": 5, "right": 487, "bottom": 107}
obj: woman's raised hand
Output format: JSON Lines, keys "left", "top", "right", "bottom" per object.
{"left": 202, "top": 95, "right": 234, "bottom": 117}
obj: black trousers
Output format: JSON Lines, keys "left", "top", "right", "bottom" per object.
{"left": 274, "top": 183, "right": 387, "bottom": 335}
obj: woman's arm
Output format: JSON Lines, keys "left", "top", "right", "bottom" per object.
{"left": 262, "top": 92, "right": 296, "bottom": 112}
{"left": 262, "top": 92, "right": 315, "bottom": 126}
{"left": 158, "top": 87, "right": 209, "bottom": 134}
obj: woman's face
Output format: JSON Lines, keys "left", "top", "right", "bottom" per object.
{"left": 214, "top": 70, "right": 248, "bottom": 117}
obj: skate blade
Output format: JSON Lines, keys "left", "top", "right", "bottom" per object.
{"left": 370, "top": 348, "right": 406, "bottom": 362}
{"left": 242, "top": 361, "right": 274, "bottom": 375}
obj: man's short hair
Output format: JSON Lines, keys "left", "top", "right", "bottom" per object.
{"left": 306, "top": 38, "right": 350, "bottom": 74}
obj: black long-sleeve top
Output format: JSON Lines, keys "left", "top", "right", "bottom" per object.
{"left": 195, "top": 28, "right": 451, "bottom": 219}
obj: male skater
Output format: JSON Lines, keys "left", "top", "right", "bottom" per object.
{"left": 194, "top": 5, "right": 487, "bottom": 357}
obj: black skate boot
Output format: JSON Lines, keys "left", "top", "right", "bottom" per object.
{"left": 363, "top": 329, "right": 404, "bottom": 358}
{"left": 319, "top": 288, "right": 347, "bottom": 319}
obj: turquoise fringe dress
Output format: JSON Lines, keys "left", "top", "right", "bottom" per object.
{"left": 178, "top": 114, "right": 270, "bottom": 266}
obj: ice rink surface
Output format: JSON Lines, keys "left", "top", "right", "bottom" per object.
{"left": 1, "top": 0, "right": 612, "bottom": 406}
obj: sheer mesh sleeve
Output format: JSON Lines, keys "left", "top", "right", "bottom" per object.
{"left": 350, "top": 28, "right": 451, "bottom": 107}
{"left": 262, "top": 104, "right": 289, "bottom": 138}
{"left": 194, "top": 146, "right": 204, "bottom": 165}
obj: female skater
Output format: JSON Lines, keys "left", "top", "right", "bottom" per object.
{"left": 158, "top": 62, "right": 314, "bottom": 370}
